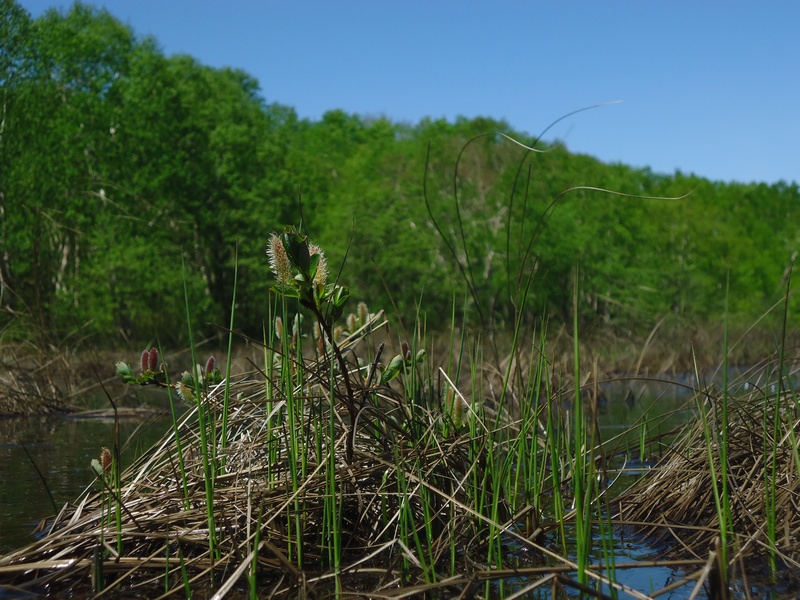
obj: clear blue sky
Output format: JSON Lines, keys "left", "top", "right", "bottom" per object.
{"left": 18, "top": 1, "right": 800, "bottom": 185}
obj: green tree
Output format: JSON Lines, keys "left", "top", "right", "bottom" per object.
{"left": 1, "top": 1, "right": 134, "bottom": 340}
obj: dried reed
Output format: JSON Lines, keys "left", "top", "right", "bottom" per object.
{"left": 0, "top": 316, "right": 689, "bottom": 598}
{"left": 615, "top": 379, "right": 800, "bottom": 590}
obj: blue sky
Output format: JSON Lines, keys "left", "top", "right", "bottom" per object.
{"left": 18, "top": 1, "right": 800, "bottom": 185}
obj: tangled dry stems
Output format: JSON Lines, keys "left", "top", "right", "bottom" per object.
{"left": 0, "top": 335, "right": 548, "bottom": 598}
{"left": 615, "top": 382, "right": 800, "bottom": 588}
{"left": 3, "top": 328, "right": 800, "bottom": 597}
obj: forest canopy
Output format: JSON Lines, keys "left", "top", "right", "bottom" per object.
{"left": 2, "top": 0, "right": 799, "bottom": 348}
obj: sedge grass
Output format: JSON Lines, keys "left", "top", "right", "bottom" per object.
{"left": 181, "top": 261, "right": 218, "bottom": 564}
{"left": 6, "top": 145, "right": 800, "bottom": 600}
{"left": 6, "top": 297, "right": 795, "bottom": 597}
{"left": 219, "top": 248, "right": 239, "bottom": 464}
{"left": 571, "top": 267, "right": 591, "bottom": 587}
{"left": 11, "top": 296, "right": 790, "bottom": 598}
{"left": 615, "top": 358, "right": 800, "bottom": 593}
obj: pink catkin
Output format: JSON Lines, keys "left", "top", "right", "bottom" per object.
{"left": 100, "top": 448, "right": 112, "bottom": 475}
{"left": 204, "top": 356, "right": 216, "bottom": 376}
{"left": 148, "top": 348, "right": 159, "bottom": 372}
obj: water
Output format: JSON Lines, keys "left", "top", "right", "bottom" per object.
{"left": 0, "top": 380, "right": 688, "bottom": 557}
{"left": 0, "top": 411, "right": 172, "bottom": 553}
{"left": 0, "top": 375, "right": 788, "bottom": 597}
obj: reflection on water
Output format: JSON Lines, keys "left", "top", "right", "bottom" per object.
{"left": 2, "top": 373, "right": 784, "bottom": 597}
{"left": 0, "top": 378, "right": 699, "bottom": 555}
{"left": 0, "top": 412, "right": 172, "bottom": 553}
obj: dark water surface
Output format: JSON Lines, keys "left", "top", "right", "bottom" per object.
{"left": 0, "top": 411, "right": 172, "bottom": 553}
{"left": 0, "top": 376, "right": 786, "bottom": 598}
{"left": 0, "top": 382, "right": 687, "bottom": 569}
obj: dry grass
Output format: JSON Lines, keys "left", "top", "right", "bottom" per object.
{"left": 0, "top": 344, "right": 76, "bottom": 415}
{"left": 0, "top": 332, "right": 575, "bottom": 598}
{"left": 3, "top": 326, "right": 799, "bottom": 597}
{"left": 615, "top": 369, "right": 800, "bottom": 592}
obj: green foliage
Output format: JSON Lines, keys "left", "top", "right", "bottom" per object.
{"left": 267, "top": 226, "right": 350, "bottom": 323}
{"left": 379, "top": 348, "right": 426, "bottom": 385}
{"left": 2, "top": 0, "right": 798, "bottom": 348}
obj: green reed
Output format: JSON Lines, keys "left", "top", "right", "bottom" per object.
{"left": 639, "top": 419, "right": 647, "bottom": 463}
{"left": 765, "top": 256, "right": 800, "bottom": 579}
{"left": 467, "top": 336, "right": 486, "bottom": 524}
{"left": 178, "top": 542, "right": 191, "bottom": 599}
{"left": 279, "top": 302, "right": 304, "bottom": 567}
{"left": 263, "top": 307, "right": 281, "bottom": 486}
{"left": 108, "top": 218, "right": 644, "bottom": 597}
{"left": 181, "top": 264, "right": 218, "bottom": 562}
{"left": 218, "top": 251, "right": 238, "bottom": 465}
{"left": 321, "top": 348, "right": 341, "bottom": 575}
{"left": 571, "top": 268, "right": 591, "bottom": 586}
{"left": 719, "top": 287, "right": 732, "bottom": 568}
{"left": 704, "top": 281, "right": 733, "bottom": 581}
{"left": 764, "top": 369, "right": 779, "bottom": 578}
{"left": 692, "top": 343, "right": 730, "bottom": 590}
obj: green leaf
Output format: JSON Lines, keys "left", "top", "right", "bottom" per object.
{"left": 90, "top": 459, "right": 105, "bottom": 479}
{"left": 272, "top": 283, "right": 301, "bottom": 299}
{"left": 115, "top": 361, "right": 133, "bottom": 377}
{"left": 307, "top": 253, "right": 321, "bottom": 282}
{"left": 281, "top": 229, "right": 311, "bottom": 273}
{"left": 380, "top": 354, "right": 404, "bottom": 385}
{"left": 115, "top": 361, "right": 139, "bottom": 384}
{"left": 333, "top": 285, "right": 350, "bottom": 308}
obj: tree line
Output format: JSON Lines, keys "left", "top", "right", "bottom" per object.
{"left": 3, "top": 0, "right": 799, "bottom": 348}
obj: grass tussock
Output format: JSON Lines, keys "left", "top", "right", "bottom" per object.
{"left": 3, "top": 224, "right": 800, "bottom": 599}
{"left": 615, "top": 360, "right": 800, "bottom": 591}
{"left": 0, "top": 313, "right": 612, "bottom": 598}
